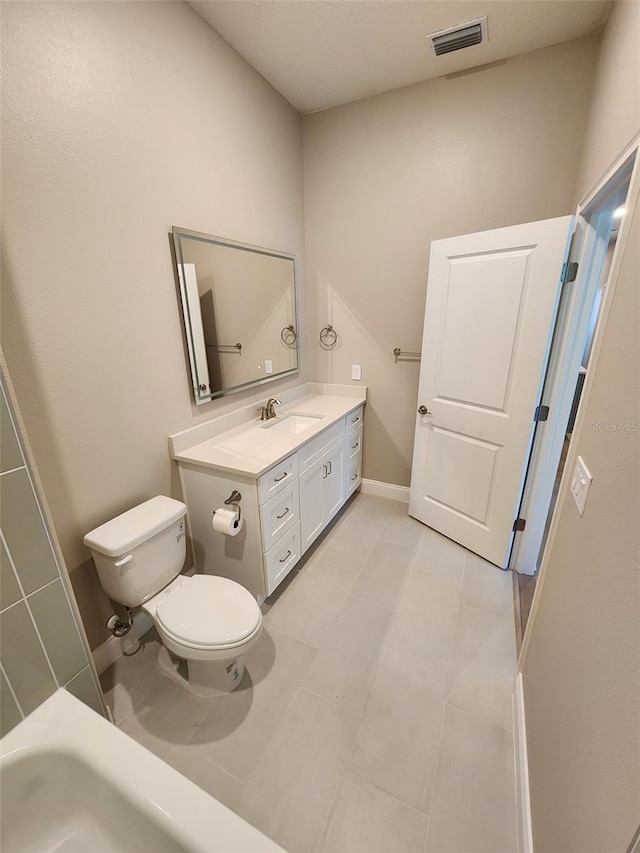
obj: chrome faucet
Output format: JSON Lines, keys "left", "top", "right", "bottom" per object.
{"left": 257, "top": 397, "right": 281, "bottom": 421}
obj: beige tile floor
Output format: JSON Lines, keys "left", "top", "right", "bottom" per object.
{"left": 100, "top": 493, "right": 518, "bottom": 853}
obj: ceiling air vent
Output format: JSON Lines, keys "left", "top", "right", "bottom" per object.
{"left": 428, "top": 17, "right": 488, "bottom": 56}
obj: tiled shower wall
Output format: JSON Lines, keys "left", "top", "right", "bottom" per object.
{"left": 0, "top": 373, "right": 104, "bottom": 735}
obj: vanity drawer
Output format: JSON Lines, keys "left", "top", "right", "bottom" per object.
{"left": 258, "top": 453, "right": 298, "bottom": 504}
{"left": 260, "top": 483, "right": 299, "bottom": 552}
{"left": 346, "top": 406, "right": 364, "bottom": 435}
{"left": 265, "top": 523, "right": 300, "bottom": 595}
{"left": 345, "top": 457, "right": 361, "bottom": 498}
{"left": 298, "top": 420, "right": 345, "bottom": 473}
{"left": 345, "top": 424, "right": 363, "bottom": 465}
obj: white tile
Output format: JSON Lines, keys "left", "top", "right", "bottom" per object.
{"left": 380, "top": 503, "right": 426, "bottom": 549}
{"left": 426, "top": 704, "right": 517, "bottom": 853}
{"left": 416, "top": 528, "right": 466, "bottom": 581}
{"left": 162, "top": 745, "right": 245, "bottom": 812}
{"left": 239, "top": 688, "right": 360, "bottom": 853}
{"left": 190, "top": 627, "right": 316, "bottom": 781}
{"left": 321, "top": 772, "right": 428, "bottom": 853}
{"left": 118, "top": 673, "right": 211, "bottom": 748}
{"left": 461, "top": 552, "right": 514, "bottom": 616}
{"left": 351, "top": 539, "right": 416, "bottom": 610}
{"left": 271, "top": 558, "right": 359, "bottom": 648}
{"left": 302, "top": 596, "right": 394, "bottom": 715}
{"left": 316, "top": 517, "right": 381, "bottom": 572}
{"left": 348, "top": 493, "right": 396, "bottom": 523}
{"left": 100, "top": 630, "right": 166, "bottom": 724}
{"left": 446, "top": 605, "right": 516, "bottom": 732}
{"left": 349, "top": 641, "right": 448, "bottom": 811}
{"left": 390, "top": 568, "right": 460, "bottom": 660}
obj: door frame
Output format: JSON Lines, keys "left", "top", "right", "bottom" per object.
{"left": 518, "top": 132, "right": 640, "bottom": 664}
{"left": 510, "top": 151, "right": 637, "bottom": 576}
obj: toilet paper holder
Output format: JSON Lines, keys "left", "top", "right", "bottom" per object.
{"left": 214, "top": 490, "right": 242, "bottom": 525}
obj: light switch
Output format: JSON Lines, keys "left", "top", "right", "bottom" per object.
{"left": 570, "top": 455, "right": 592, "bottom": 516}
{"left": 265, "top": 360, "right": 273, "bottom": 374}
{"left": 351, "top": 364, "right": 362, "bottom": 381}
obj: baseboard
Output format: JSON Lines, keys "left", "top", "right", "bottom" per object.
{"left": 514, "top": 673, "right": 534, "bottom": 853}
{"left": 92, "top": 611, "right": 153, "bottom": 675}
{"left": 360, "top": 478, "right": 410, "bottom": 503}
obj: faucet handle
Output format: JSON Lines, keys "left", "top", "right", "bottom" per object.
{"left": 257, "top": 405, "right": 269, "bottom": 421}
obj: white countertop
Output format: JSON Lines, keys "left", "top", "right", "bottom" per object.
{"left": 172, "top": 389, "right": 366, "bottom": 478}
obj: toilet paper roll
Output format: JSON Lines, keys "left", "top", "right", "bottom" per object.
{"left": 212, "top": 507, "right": 243, "bottom": 536}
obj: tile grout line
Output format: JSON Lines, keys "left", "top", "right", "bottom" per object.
{"left": 0, "top": 659, "right": 25, "bottom": 719}
{"left": 0, "top": 527, "right": 27, "bottom": 603}
{"left": 347, "top": 766, "right": 434, "bottom": 818}
{"left": 422, "top": 550, "right": 467, "bottom": 852}
{"left": 215, "top": 640, "right": 320, "bottom": 799}
{"left": 0, "top": 464, "right": 27, "bottom": 478}
{"left": 314, "top": 529, "right": 426, "bottom": 851}
{"left": 444, "top": 698, "right": 516, "bottom": 735}
{"left": 0, "top": 527, "right": 60, "bottom": 689}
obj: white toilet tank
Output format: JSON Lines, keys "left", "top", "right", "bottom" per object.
{"left": 84, "top": 496, "right": 187, "bottom": 608}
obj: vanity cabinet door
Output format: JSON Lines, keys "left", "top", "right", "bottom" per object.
{"left": 299, "top": 458, "right": 325, "bottom": 554}
{"left": 299, "top": 439, "right": 346, "bottom": 554}
{"left": 323, "top": 441, "right": 345, "bottom": 522}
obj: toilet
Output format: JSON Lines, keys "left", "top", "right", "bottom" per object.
{"left": 84, "top": 496, "right": 262, "bottom": 697}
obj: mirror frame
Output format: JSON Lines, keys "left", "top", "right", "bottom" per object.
{"left": 172, "top": 226, "right": 300, "bottom": 405}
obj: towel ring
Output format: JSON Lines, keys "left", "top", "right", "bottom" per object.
{"left": 280, "top": 324, "right": 298, "bottom": 347}
{"left": 319, "top": 324, "right": 338, "bottom": 349}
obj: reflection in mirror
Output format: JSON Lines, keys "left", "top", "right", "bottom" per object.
{"left": 172, "top": 227, "right": 299, "bottom": 404}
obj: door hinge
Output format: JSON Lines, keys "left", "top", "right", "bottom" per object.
{"left": 534, "top": 404, "right": 550, "bottom": 422}
{"left": 562, "top": 261, "right": 579, "bottom": 283}
{"left": 513, "top": 518, "right": 526, "bottom": 532}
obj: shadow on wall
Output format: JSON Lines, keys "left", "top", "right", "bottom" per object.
{"left": 315, "top": 271, "right": 421, "bottom": 486}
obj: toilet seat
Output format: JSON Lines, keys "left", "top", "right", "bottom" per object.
{"left": 155, "top": 574, "right": 261, "bottom": 651}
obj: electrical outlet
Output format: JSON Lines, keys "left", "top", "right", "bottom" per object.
{"left": 265, "top": 359, "right": 273, "bottom": 374}
{"left": 352, "top": 364, "right": 362, "bottom": 381}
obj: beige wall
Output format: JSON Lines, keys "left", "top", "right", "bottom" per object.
{"left": 522, "top": 3, "right": 640, "bottom": 850}
{"left": 1, "top": 1, "right": 307, "bottom": 649}
{"left": 572, "top": 0, "right": 640, "bottom": 204}
{"left": 303, "top": 36, "right": 600, "bottom": 487}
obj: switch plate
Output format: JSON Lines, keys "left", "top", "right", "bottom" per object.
{"left": 351, "top": 364, "right": 362, "bottom": 381}
{"left": 570, "top": 455, "right": 592, "bottom": 516}
{"left": 265, "top": 359, "right": 273, "bottom": 374}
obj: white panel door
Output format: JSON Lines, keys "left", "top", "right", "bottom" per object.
{"left": 409, "top": 216, "right": 574, "bottom": 568}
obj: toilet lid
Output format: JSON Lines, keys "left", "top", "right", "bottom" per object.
{"left": 155, "top": 575, "right": 261, "bottom": 649}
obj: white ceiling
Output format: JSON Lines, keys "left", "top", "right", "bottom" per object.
{"left": 189, "top": 0, "right": 611, "bottom": 114}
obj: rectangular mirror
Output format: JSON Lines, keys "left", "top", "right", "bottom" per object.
{"left": 172, "top": 227, "right": 299, "bottom": 404}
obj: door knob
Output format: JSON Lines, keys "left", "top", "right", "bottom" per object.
{"left": 418, "top": 405, "right": 432, "bottom": 415}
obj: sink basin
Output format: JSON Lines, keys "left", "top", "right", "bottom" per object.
{"left": 261, "top": 412, "right": 323, "bottom": 434}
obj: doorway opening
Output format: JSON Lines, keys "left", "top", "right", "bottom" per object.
{"left": 513, "top": 152, "right": 636, "bottom": 641}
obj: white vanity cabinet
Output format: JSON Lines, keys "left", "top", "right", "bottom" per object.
{"left": 173, "top": 392, "right": 365, "bottom": 602}
{"left": 345, "top": 406, "right": 364, "bottom": 499}
{"left": 299, "top": 437, "right": 346, "bottom": 554}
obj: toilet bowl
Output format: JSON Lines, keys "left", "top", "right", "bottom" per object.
{"left": 142, "top": 573, "right": 262, "bottom": 696}
{"left": 84, "top": 496, "right": 262, "bottom": 697}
